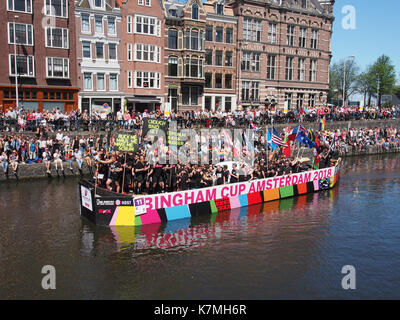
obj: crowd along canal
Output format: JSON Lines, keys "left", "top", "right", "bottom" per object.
{"left": 1, "top": 154, "right": 400, "bottom": 299}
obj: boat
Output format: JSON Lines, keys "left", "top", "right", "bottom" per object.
{"left": 79, "top": 159, "right": 341, "bottom": 227}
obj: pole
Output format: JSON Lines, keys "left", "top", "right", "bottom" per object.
{"left": 13, "top": 16, "right": 19, "bottom": 110}
{"left": 377, "top": 74, "right": 380, "bottom": 108}
{"left": 121, "top": 152, "right": 127, "bottom": 194}
{"left": 94, "top": 163, "right": 98, "bottom": 197}
{"left": 342, "top": 61, "right": 346, "bottom": 108}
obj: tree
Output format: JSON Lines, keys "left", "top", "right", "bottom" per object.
{"left": 369, "top": 55, "right": 397, "bottom": 107}
{"left": 329, "top": 58, "right": 360, "bottom": 106}
{"left": 356, "top": 66, "right": 375, "bottom": 107}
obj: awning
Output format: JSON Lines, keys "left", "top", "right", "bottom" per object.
{"left": 125, "top": 96, "right": 161, "bottom": 103}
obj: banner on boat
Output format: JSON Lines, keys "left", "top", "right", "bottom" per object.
{"left": 114, "top": 133, "right": 139, "bottom": 152}
{"left": 135, "top": 167, "right": 335, "bottom": 213}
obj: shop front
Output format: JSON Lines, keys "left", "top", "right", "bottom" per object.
{"left": 125, "top": 96, "right": 162, "bottom": 114}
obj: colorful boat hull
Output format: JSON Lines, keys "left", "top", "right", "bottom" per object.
{"left": 79, "top": 162, "right": 341, "bottom": 227}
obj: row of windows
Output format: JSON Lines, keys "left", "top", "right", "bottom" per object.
{"left": 205, "top": 26, "right": 234, "bottom": 44}
{"left": 8, "top": 55, "right": 70, "bottom": 78}
{"left": 245, "top": 21, "right": 319, "bottom": 49}
{"left": 127, "top": 15, "right": 161, "bottom": 36}
{"left": 127, "top": 71, "right": 161, "bottom": 89}
{"left": 205, "top": 73, "right": 233, "bottom": 89}
{"left": 127, "top": 43, "right": 161, "bottom": 63}
{"left": 285, "top": 57, "right": 317, "bottom": 82}
{"left": 82, "top": 41, "right": 117, "bottom": 60}
{"left": 83, "top": 72, "right": 119, "bottom": 91}
{"left": 81, "top": 15, "right": 116, "bottom": 35}
{"left": 286, "top": 92, "right": 316, "bottom": 109}
{"left": 205, "top": 50, "right": 233, "bottom": 67}
{"left": 7, "top": 0, "right": 68, "bottom": 17}
{"left": 3, "top": 90, "right": 74, "bottom": 101}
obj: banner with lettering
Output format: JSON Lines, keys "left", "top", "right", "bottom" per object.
{"left": 114, "top": 133, "right": 139, "bottom": 152}
{"left": 142, "top": 118, "right": 168, "bottom": 136}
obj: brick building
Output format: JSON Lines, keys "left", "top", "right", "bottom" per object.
{"left": 163, "top": 0, "right": 206, "bottom": 112}
{"left": 121, "top": 0, "right": 165, "bottom": 113}
{"left": 0, "top": 0, "right": 79, "bottom": 113}
{"left": 233, "top": 0, "right": 334, "bottom": 111}
{"left": 75, "top": 0, "right": 123, "bottom": 115}
{"left": 203, "top": 0, "right": 238, "bottom": 112}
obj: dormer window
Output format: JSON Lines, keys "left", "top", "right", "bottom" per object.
{"left": 170, "top": 9, "right": 177, "bottom": 17}
{"left": 216, "top": 3, "right": 224, "bottom": 15}
{"left": 94, "top": 0, "right": 103, "bottom": 7}
{"left": 192, "top": 3, "right": 199, "bottom": 20}
{"left": 301, "top": 0, "right": 307, "bottom": 9}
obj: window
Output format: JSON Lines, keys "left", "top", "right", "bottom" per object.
{"left": 287, "top": 25, "right": 295, "bottom": 46}
{"left": 215, "top": 50, "right": 223, "bottom": 66}
{"left": 225, "top": 74, "right": 232, "bottom": 89}
{"left": 242, "top": 81, "right": 250, "bottom": 101}
{"left": 135, "top": 71, "right": 161, "bottom": 89}
{"left": 127, "top": 43, "right": 132, "bottom": 61}
{"left": 205, "top": 49, "right": 212, "bottom": 65}
{"left": 225, "top": 97, "right": 232, "bottom": 111}
{"left": 127, "top": 71, "right": 133, "bottom": 88}
{"left": 226, "top": 28, "right": 233, "bottom": 43}
{"left": 97, "top": 73, "right": 105, "bottom": 91}
{"left": 268, "top": 23, "right": 277, "bottom": 44}
{"left": 311, "top": 29, "right": 318, "bottom": 49}
{"left": 301, "top": 0, "right": 307, "bottom": 9}
{"left": 297, "top": 93, "right": 304, "bottom": 109}
{"left": 252, "top": 20, "right": 261, "bottom": 42}
{"left": 96, "top": 42, "right": 104, "bottom": 59}
{"left": 145, "top": 0, "right": 151, "bottom": 7}
{"left": 215, "top": 73, "right": 222, "bottom": 88}
{"left": 299, "top": 27, "right": 307, "bottom": 48}
{"left": 298, "top": 58, "right": 305, "bottom": 81}
{"left": 215, "top": 27, "right": 223, "bottom": 42}
{"left": 216, "top": 3, "right": 224, "bottom": 14}
{"left": 184, "top": 57, "right": 202, "bottom": 78}
{"left": 308, "top": 94, "right": 315, "bottom": 108}
{"left": 95, "top": 16, "right": 103, "bottom": 33}
{"left": 285, "top": 93, "right": 292, "bottom": 109}
{"left": 83, "top": 73, "right": 92, "bottom": 90}
{"left": 184, "top": 29, "right": 201, "bottom": 50}
{"left": 310, "top": 59, "right": 317, "bottom": 82}
{"left": 205, "top": 73, "right": 212, "bottom": 88}
{"left": 45, "top": 0, "right": 68, "bottom": 18}
{"left": 182, "top": 86, "right": 199, "bottom": 106}
{"left": 252, "top": 53, "right": 260, "bottom": 72}
{"left": 241, "top": 52, "right": 250, "bottom": 71}
{"left": 285, "top": 57, "right": 294, "bottom": 80}
{"left": 168, "top": 89, "right": 178, "bottom": 111}
{"left": 108, "top": 17, "right": 116, "bottom": 35}
{"left": 81, "top": 14, "right": 90, "bottom": 32}
{"left": 94, "top": 0, "right": 103, "bottom": 7}
{"left": 251, "top": 82, "right": 259, "bottom": 101}
{"left": 168, "top": 29, "right": 178, "bottom": 49}
{"left": 7, "top": 0, "right": 32, "bottom": 13}
{"left": 267, "top": 55, "right": 276, "bottom": 80}
{"left": 138, "top": 0, "right": 143, "bottom": 4}
{"left": 168, "top": 57, "right": 178, "bottom": 76}
{"left": 108, "top": 44, "right": 117, "bottom": 60}
{"left": 46, "top": 57, "right": 69, "bottom": 78}
{"left": 135, "top": 15, "right": 159, "bottom": 36}
{"left": 206, "top": 25, "right": 213, "bottom": 41}
{"left": 9, "top": 54, "right": 34, "bottom": 76}
{"left": 225, "top": 51, "right": 233, "bottom": 67}
{"left": 82, "top": 41, "right": 91, "bottom": 58}
{"left": 135, "top": 44, "right": 160, "bottom": 63}
{"left": 46, "top": 27, "right": 69, "bottom": 49}
{"left": 192, "top": 3, "right": 199, "bottom": 20}
{"left": 243, "top": 18, "right": 251, "bottom": 41}
{"left": 127, "top": 16, "right": 133, "bottom": 33}
{"left": 8, "top": 23, "right": 33, "bottom": 45}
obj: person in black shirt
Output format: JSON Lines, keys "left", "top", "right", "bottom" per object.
{"left": 134, "top": 155, "right": 146, "bottom": 194}
{"left": 106, "top": 155, "right": 123, "bottom": 193}
{"left": 215, "top": 165, "right": 224, "bottom": 185}
{"left": 230, "top": 163, "right": 239, "bottom": 183}
{"left": 152, "top": 162, "right": 165, "bottom": 193}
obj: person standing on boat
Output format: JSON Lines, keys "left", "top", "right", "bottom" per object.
{"left": 229, "top": 163, "right": 239, "bottom": 184}
{"left": 106, "top": 154, "right": 123, "bottom": 193}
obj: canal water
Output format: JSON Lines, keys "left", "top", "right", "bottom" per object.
{"left": 0, "top": 155, "right": 399, "bottom": 299}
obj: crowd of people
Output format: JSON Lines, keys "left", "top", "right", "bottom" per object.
{"left": 2, "top": 114, "right": 399, "bottom": 192}
{"left": 1, "top": 104, "right": 400, "bottom": 133}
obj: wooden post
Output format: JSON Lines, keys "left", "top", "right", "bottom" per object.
{"left": 121, "top": 152, "right": 127, "bottom": 194}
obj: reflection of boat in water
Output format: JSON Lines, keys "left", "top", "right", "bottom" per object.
{"left": 80, "top": 187, "right": 339, "bottom": 251}
{"left": 79, "top": 160, "right": 341, "bottom": 230}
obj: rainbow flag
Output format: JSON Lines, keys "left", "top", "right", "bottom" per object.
{"left": 319, "top": 118, "right": 326, "bottom": 131}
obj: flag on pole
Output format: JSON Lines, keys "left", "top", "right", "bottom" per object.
{"left": 267, "top": 129, "right": 278, "bottom": 152}
{"left": 288, "top": 125, "right": 307, "bottom": 141}
{"left": 271, "top": 127, "right": 288, "bottom": 147}
{"left": 320, "top": 118, "right": 326, "bottom": 131}
{"left": 296, "top": 131, "right": 317, "bottom": 148}
{"left": 249, "top": 119, "right": 259, "bottom": 132}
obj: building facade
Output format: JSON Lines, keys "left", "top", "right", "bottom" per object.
{"left": 233, "top": 0, "right": 334, "bottom": 111}
{"left": 203, "top": 0, "right": 238, "bottom": 112}
{"left": 121, "top": 0, "right": 165, "bottom": 113}
{"left": 0, "top": 0, "right": 79, "bottom": 113}
{"left": 163, "top": 0, "right": 206, "bottom": 112}
{"left": 75, "top": 0, "right": 123, "bottom": 115}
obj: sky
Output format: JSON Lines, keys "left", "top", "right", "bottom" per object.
{"left": 331, "top": 0, "right": 400, "bottom": 83}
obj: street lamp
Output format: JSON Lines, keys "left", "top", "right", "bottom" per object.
{"left": 13, "top": 15, "right": 19, "bottom": 110}
{"left": 342, "top": 55, "right": 355, "bottom": 107}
